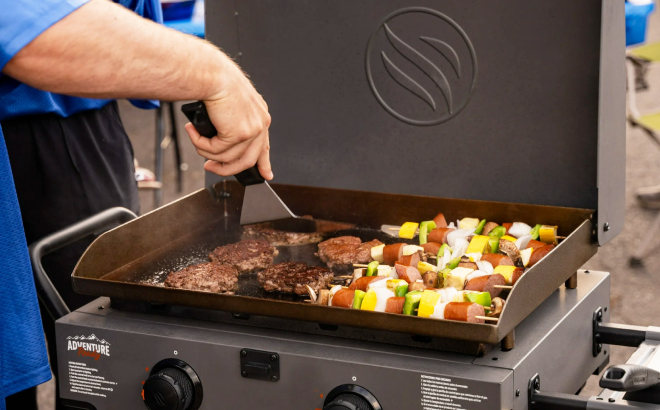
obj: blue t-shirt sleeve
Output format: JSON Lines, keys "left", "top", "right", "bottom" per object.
{"left": 0, "top": 0, "right": 90, "bottom": 71}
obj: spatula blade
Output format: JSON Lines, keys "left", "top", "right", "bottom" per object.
{"left": 240, "top": 183, "right": 295, "bottom": 225}
{"left": 240, "top": 183, "right": 317, "bottom": 232}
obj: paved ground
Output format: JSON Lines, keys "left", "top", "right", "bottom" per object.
{"left": 36, "top": 11, "right": 660, "bottom": 409}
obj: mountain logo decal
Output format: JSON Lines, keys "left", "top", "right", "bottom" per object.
{"left": 366, "top": 7, "right": 478, "bottom": 126}
{"left": 67, "top": 334, "right": 111, "bottom": 360}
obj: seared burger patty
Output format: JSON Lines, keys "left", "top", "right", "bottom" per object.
{"left": 316, "top": 236, "right": 384, "bottom": 270}
{"left": 242, "top": 225, "right": 325, "bottom": 246}
{"left": 164, "top": 263, "right": 238, "bottom": 293}
{"left": 258, "top": 262, "right": 334, "bottom": 295}
{"left": 208, "top": 239, "right": 278, "bottom": 273}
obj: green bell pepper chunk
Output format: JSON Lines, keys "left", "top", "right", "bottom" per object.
{"left": 440, "top": 268, "right": 452, "bottom": 281}
{"left": 403, "top": 291, "right": 424, "bottom": 315}
{"left": 366, "top": 261, "right": 379, "bottom": 277}
{"left": 488, "top": 226, "right": 506, "bottom": 240}
{"left": 419, "top": 224, "right": 429, "bottom": 245}
{"left": 418, "top": 221, "right": 437, "bottom": 245}
{"left": 474, "top": 219, "right": 487, "bottom": 235}
{"left": 395, "top": 283, "right": 409, "bottom": 297}
{"left": 436, "top": 244, "right": 452, "bottom": 267}
{"left": 530, "top": 224, "right": 541, "bottom": 240}
{"left": 488, "top": 237, "right": 499, "bottom": 254}
{"left": 352, "top": 290, "right": 366, "bottom": 309}
{"left": 448, "top": 257, "right": 461, "bottom": 270}
{"left": 466, "top": 292, "right": 492, "bottom": 308}
{"left": 437, "top": 271, "right": 445, "bottom": 288}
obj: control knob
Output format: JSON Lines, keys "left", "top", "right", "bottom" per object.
{"left": 323, "top": 385, "right": 382, "bottom": 410}
{"left": 142, "top": 359, "right": 203, "bottom": 410}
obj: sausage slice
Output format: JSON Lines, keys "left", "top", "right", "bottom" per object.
{"left": 465, "top": 273, "right": 506, "bottom": 298}
{"left": 395, "top": 263, "right": 423, "bottom": 283}
{"left": 331, "top": 288, "right": 355, "bottom": 308}
{"left": 525, "top": 240, "right": 546, "bottom": 251}
{"left": 349, "top": 276, "right": 385, "bottom": 292}
{"left": 385, "top": 297, "right": 406, "bottom": 314}
{"left": 433, "top": 213, "right": 448, "bottom": 228}
{"left": 399, "top": 252, "right": 420, "bottom": 267}
{"left": 528, "top": 244, "right": 555, "bottom": 268}
{"left": 383, "top": 243, "right": 406, "bottom": 266}
{"left": 428, "top": 228, "right": 455, "bottom": 244}
{"left": 421, "top": 242, "right": 442, "bottom": 255}
{"left": 444, "top": 302, "right": 485, "bottom": 323}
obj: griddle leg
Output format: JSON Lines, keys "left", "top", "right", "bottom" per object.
{"left": 502, "top": 330, "right": 515, "bottom": 351}
{"left": 565, "top": 272, "right": 578, "bottom": 289}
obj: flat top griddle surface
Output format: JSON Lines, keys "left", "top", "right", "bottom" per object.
{"left": 74, "top": 183, "right": 597, "bottom": 344}
{"left": 102, "top": 225, "right": 411, "bottom": 303}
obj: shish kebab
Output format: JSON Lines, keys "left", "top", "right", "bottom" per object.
{"left": 299, "top": 213, "right": 558, "bottom": 324}
{"left": 163, "top": 212, "right": 559, "bottom": 325}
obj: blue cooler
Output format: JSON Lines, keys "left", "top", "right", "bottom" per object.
{"left": 161, "top": 0, "right": 195, "bottom": 21}
{"left": 626, "top": 1, "right": 655, "bottom": 46}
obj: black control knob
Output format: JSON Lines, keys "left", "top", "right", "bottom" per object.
{"left": 143, "top": 368, "right": 193, "bottom": 410}
{"left": 324, "top": 393, "right": 373, "bottom": 410}
{"left": 143, "top": 359, "right": 203, "bottom": 410}
{"left": 324, "top": 385, "right": 382, "bottom": 410}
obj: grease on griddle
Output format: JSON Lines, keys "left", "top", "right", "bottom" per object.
{"left": 102, "top": 226, "right": 391, "bottom": 303}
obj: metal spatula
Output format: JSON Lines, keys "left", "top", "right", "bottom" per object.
{"left": 182, "top": 101, "right": 316, "bottom": 232}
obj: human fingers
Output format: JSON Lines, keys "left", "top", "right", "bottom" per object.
{"left": 202, "top": 137, "right": 265, "bottom": 177}
{"left": 185, "top": 122, "right": 250, "bottom": 157}
{"left": 256, "top": 133, "right": 273, "bottom": 181}
{"left": 203, "top": 158, "right": 256, "bottom": 177}
{"left": 192, "top": 138, "right": 253, "bottom": 164}
{"left": 203, "top": 160, "right": 233, "bottom": 177}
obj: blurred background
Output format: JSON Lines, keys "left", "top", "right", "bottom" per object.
{"left": 34, "top": 0, "right": 660, "bottom": 406}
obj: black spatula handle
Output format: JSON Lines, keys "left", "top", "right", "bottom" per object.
{"left": 181, "top": 101, "right": 265, "bottom": 186}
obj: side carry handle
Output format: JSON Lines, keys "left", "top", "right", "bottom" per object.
{"left": 29, "top": 207, "right": 137, "bottom": 320}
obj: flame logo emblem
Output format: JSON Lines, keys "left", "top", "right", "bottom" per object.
{"left": 366, "top": 7, "right": 478, "bottom": 126}
{"left": 153, "top": 391, "right": 166, "bottom": 407}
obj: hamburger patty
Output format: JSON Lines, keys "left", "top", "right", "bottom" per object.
{"left": 164, "top": 262, "right": 238, "bottom": 293}
{"left": 242, "top": 225, "right": 325, "bottom": 246}
{"left": 316, "top": 236, "right": 384, "bottom": 270}
{"left": 208, "top": 239, "right": 278, "bottom": 273}
{"left": 257, "top": 262, "right": 334, "bottom": 295}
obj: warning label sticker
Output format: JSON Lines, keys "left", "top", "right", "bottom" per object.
{"left": 68, "top": 361, "right": 117, "bottom": 398}
{"left": 420, "top": 375, "right": 490, "bottom": 409}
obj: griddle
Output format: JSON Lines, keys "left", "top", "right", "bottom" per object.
{"left": 71, "top": 181, "right": 595, "bottom": 345}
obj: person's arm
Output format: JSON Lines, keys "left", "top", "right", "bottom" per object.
{"left": 2, "top": 0, "right": 272, "bottom": 179}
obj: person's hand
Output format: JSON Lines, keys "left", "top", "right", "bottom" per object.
{"left": 184, "top": 58, "right": 273, "bottom": 180}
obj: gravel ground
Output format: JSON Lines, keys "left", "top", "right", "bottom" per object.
{"left": 36, "top": 11, "right": 660, "bottom": 409}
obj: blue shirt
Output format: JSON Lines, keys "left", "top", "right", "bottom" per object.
{"left": 0, "top": 1, "right": 161, "bottom": 407}
{"left": 0, "top": 2, "right": 92, "bottom": 406}
{"left": 0, "top": 0, "right": 163, "bottom": 122}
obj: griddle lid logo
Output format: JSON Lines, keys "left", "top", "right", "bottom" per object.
{"left": 366, "top": 7, "right": 478, "bottom": 126}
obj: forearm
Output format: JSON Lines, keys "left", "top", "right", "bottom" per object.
{"left": 2, "top": 0, "right": 229, "bottom": 101}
